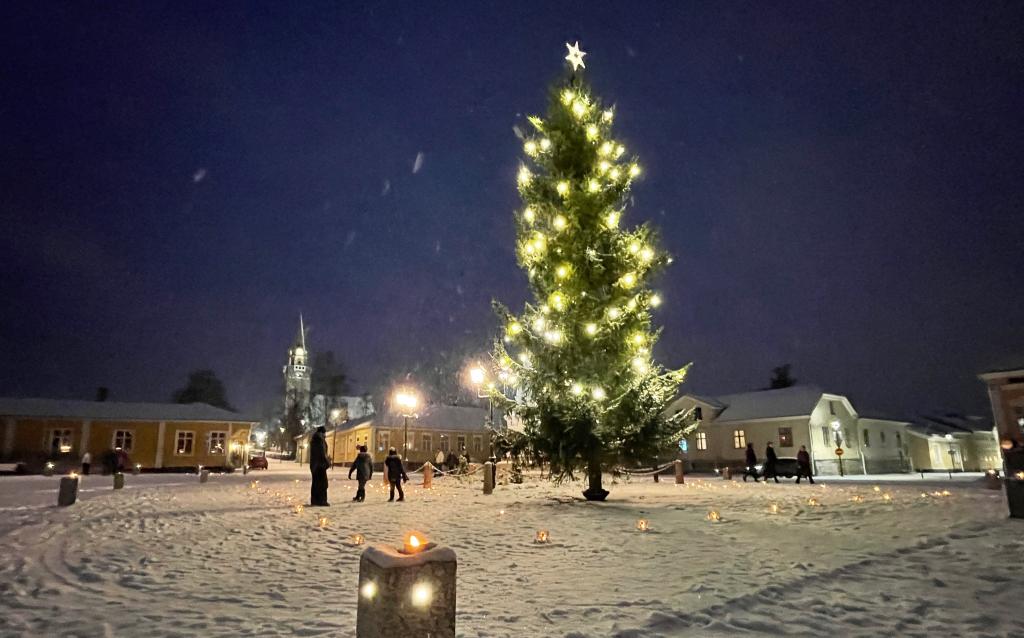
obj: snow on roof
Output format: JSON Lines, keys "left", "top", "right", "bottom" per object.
{"left": 908, "top": 413, "right": 994, "bottom": 437}
{"left": 708, "top": 385, "right": 830, "bottom": 423}
{"left": 0, "top": 397, "right": 256, "bottom": 423}
{"left": 329, "top": 404, "right": 488, "bottom": 434}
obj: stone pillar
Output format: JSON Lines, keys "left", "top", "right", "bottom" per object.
{"left": 483, "top": 461, "right": 494, "bottom": 495}
{"left": 58, "top": 476, "right": 79, "bottom": 506}
{"left": 674, "top": 459, "right": 685, "bottom": 484}
{"left": 356, "top": 543, "right": 457, "bottom": 638}
{"left": 383, "top": 463, "right": 389, "bottom": 486}
{"left": 199, "top": 468, "right": 210, "bottom": 483}
{"left": 113, "top": 472, "right": 124, "bottom": 490}
{"left": 722, "top": 466, "right": 732, "bottom": 480}
{"left": 653, "top": 470, "right": 659, "bottom": 482}
{"left": 155, "top": 422, "right": 166, "bottom": 469}
{"left": 422, "top": 463, "right": 433, "bottom": 488}
{"left": 132, "top": 464, "right": 141, "bottom": 475}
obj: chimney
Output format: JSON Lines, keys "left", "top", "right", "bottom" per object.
{"left": 96, "top": 387, "right": 109, "bottom": 402}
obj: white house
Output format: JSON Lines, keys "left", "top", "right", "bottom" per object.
{"left": 667, "top": 386, "right": 911, "bottom": 475}
{"left": 905, "top": 413, "right": 1000, "bottom": 472}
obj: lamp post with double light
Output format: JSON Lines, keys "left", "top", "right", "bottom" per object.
{"left": 831, "top": 420, "right": 845, "bottom": 477}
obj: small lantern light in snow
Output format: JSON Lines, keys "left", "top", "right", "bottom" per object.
{"left": 534, "top": 530, "right": 550, "bottom": 544}
{"left": 318, "top": 516, "right": 329, "bottom": 529}
{"left": 293, "top": 504, "right": 304, "bottom": 514}
{"left": 360, "top": 580, "right": 377, "bottom": 600}
{"left": 349, "top": 533, "right": 365, "bottom": 546}
{"left": 411, "top": 582, "right": 433, "bottom": 608}
{"left": 920, "top": 492, "right": 929, "bottom": 499}
{"left": 872, "top": 485, "right": 881, "bottom": 492}
{"left": 850, "top": 495, "right": 864, "bottom": 503}
{"left": 806, "top": 498, "right": 819, "bottom": 507}
{"left": 69, "top": 471, "right": 79, "bottom": 479}
{"left": 706, "top": 510, "right": 721, "bottom": 522}
{"left": 402, "top": 531, "right": 428, "bottom": 554}
{"left": 1015, "top": 472, "right": 1024, "bottom": 481}
{"left": 769, "top": 503, "right": 780, "bottom": 514}
{"left": 940, "top": 490, "right": 952, "bottom": 497}
{"left": 46, "top": 462, "right": 55, "bottom": 470}
{"left": 882, "top": 493, "right": 893, "bottom": 502}
{"left": 498, "top": 509, "right": 506, "bottom": 516}
{"left": 635, "top": 518, "right": 650, "bottom": 532}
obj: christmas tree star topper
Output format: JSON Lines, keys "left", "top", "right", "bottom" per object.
{"left": 565, "top": 41, "right": 586, "bottom": 71}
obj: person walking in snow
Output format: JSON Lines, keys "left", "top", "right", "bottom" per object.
{"left": 81, "top": 451, "right": 92, "bottom": 475}
{"left": 796, "top": 445, "right": 815, "bottom": 484}
{"left": 435, "top": 449, "right": 445, "bottom": 472}
{"left": 384, "top": 447, "right": 409, "bottom": 502}
{"left": 309, "top": 426, "right": 330, "bottom": 506}
{"left": 764, "top": 442, "right": 780, "bottom": 483}
{"left": 743, "top": 443, "right": 759, "bottom": 482}
{"left": 348, "top": 445, "right": 373, "bottom": 502}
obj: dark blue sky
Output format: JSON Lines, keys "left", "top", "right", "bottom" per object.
{"left": 2, "top": 1, "right": 1021, "bottom": 418}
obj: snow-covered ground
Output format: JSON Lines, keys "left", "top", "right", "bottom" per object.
{"left": 0, "top": 462, "right": 1019, "bottom": 637}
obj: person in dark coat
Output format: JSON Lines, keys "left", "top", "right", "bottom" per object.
{"left": 764, "top": 442, "right": 780, "bottom": 483}
{"left": 348, "top": 445, "right": 373, "bottom": 502}
{"left": 446, "top": 451, "right": 458, "bottom": 473}
{"left": 743, "top": 443, "right": 759, "bottom": 482}
{"left": 308, "top": 426, "right": 330, "bottom": 506}
{"left": 384, "top": 447, "right": 409, "bottom": 502}
{"left": 796, "top": 445, "right": 814, "bottom": 484}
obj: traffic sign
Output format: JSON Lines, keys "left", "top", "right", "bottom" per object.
{"left": 835, "top": 447, "right": 844, "bottom": 456}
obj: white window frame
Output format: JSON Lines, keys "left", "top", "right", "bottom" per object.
{"left": 778, "top": 427, "right": 793, "bottom": 448}
{"left": 473, "top": 435, "right": 483, "bottom": 454}
{"left": 208, "top": 431, "right": 227, "bottom": 455}
{"left": 378, "top": 430, "right": 391, "bottom": 453}
{"left": 732, "top": 430, "right": 746, "bottom": 449}
{"left": 48, "top": 429, "right": 74, "bottom": 454}
{"left": 439, "top": 435, "right": 450, "bottom": 453}
{"left": 422, "top": 433, "right": 432, "bottom": 452}
{"left": 457, "top": 435, "right": 466, "bottom": 452}
{"left": 112, "top": 429, "right": 134, "bottom": 452}
{"left": 175, "top": 430, "right": 195, "bottom": 456}
{"left": 695, "top": 431, "right": 708, "bottom": 451}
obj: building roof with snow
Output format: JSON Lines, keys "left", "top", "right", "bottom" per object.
{"left": 679, "top": 385, "right": 846, "bottom": 423}
{"left": 0, "top": 397, "right": 256, "bottom": 423}
{"left": 328, "top": 403, "right": 488, "bottom": 434}
{"left": 908, "top": 412, "right": 994, "bottom": 438}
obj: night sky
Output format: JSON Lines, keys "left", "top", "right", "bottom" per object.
{"left": 2, "top": 1, "right": 1021, "bottom": 419}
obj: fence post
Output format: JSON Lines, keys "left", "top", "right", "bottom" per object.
{"left": 422, "top": 463, "right": 433, "bottom": 488}
{"left": 483, "top": 461, "right": 494, "bottom": 495}
{"left": 113, "top": 472, "right": 124, "bottom": 490}
{"left": 674, "top": 459, "right": 685, "bottom": 484}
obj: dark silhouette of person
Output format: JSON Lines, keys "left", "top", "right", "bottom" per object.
{"left": 796, "top": 445, "right": 814, "bottom": 484}
{"left": 384, "top": 447, "right": 409, "bottom": 502}
{"left": 764, "top": 442, "right": 780, "bottom": 483}
{"left": 744, "top": 443, "right": 759, "bottom": 482}
{"left": 309, "top": 426, "right": 330, "bottom": 506}
{"left": 348, "top": 445, "right": 373, "bottom": 502}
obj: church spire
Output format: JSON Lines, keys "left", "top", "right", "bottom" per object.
{"left": 295, "top": 313, "right": 307, "bottom": 350}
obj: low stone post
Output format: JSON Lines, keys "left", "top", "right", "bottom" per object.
{"left": 58, "top": 475, "right": 79, "bottom": 506}
{"left": 43, "top": 462, "right": 55, "bottom": 477}
{"left": 199, "top": 468, "right": 210, "bottom": 484}
{"left": 483, "top": 461, "right": 494, "bottom": 495}
{"left": 383, "top": 464, "right": 389, "bottom": 487}
{"left": 422, "top": 463, "right": 433, "bottom": 488}
{"left": 242, "top": 464, "right": 249, "bottom": 476}
{"left": 132, "top": 464, "right": 141, "bottom": 475}
{"left": 984, "top": 470, "right": 1001, "bottom": 490}
{"left": 722, "top": 466, "right": 732, "bottom": 480}
{"left": 356, "top": 543, "right": 457, "bottom": 638}
{"left": 113, "top": 472, "right": 124, "bottom": 490}
{"left": 653, "top": 471, "right": 659, "bottom": 482}
{"left": 674, "top": 459, "right": 685, "bottom": 484}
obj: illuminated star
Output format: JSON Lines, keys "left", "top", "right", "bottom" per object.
{"left": 565, "top": 41, "right": 586, "bottom": 71}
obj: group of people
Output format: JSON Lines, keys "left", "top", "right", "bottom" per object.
{"left": 307, "top": 425, "right": 410, "bottom": 507}
{"left": 743, "top": 442, "right": 815, "bottom": 483}
{"left": 433, "top": 448, "right": 471, "bottom": 474}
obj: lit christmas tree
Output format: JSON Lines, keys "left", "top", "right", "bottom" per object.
{"left": 492, "top": 43, "right": 691, "bottom": 500}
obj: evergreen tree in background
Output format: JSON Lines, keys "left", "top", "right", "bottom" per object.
{"left": 769, "top": 364, "right": 796, "bottom": 389}
{"left": 172, "top": 369, "right": 234, "bottom": 411}
{"left": 492, "top": 44, "right": 690, "bottom": 500}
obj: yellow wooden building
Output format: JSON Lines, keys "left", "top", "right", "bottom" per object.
{"left": 0, "top": 398, "right": 257, "bottom": 472}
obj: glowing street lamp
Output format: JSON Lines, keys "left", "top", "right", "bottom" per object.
{"left": 394, "top": 388, "right": 420, "bottom": 461}
{"left": 831, "top": 420, "right": 845, "bottom": 477}
{"left": 468, "top": 364, "right": 497, "bottom": 457}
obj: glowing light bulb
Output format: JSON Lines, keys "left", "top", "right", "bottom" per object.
{"left": 586, "top": 124, "right": 599, "bottom": 140}
{"left": 608, "top": 307, "right": 622, "bottom": 319}
{"left": 629, "top": 164, "right": 641, "bottom": 177}
{"left": 592, "top": 387, "right": 606, "bottom": 401}
{"left": 518, "top": 353, "right": 530, "bottom": 365}
{"left": 571, "top": 383, "right": 584, "bottom": 396}
{"left": 411, "top": 582, "right": 432, "bottom": 607}
{"left": 561, "top": 89, "right": 575, "bottom": 105}
{"left": 632, "top": 357, "right": 648, "bottom": 373}
{"left": 585, "top": 323, "right": 598, "bottom": 335}
{"left": 615, "top": 144, "right": 625, "bottom": 158}
{"left": 639, "top": 246, "right": 654, "bottom": 262}
{"left": 360, "top": 581, "right": 378, "bottom": 600}
{"left": 523, "top": 207, "right": 535, "bottom": 223}
{"left": 550, "top": 292, "right": 565, "bottom": 310}
{"left": 555, "top": 264, "right": 569, "bottom": 279}
{"left": 524, "top": 140, "right": 538, "bottom": 155}
{"left": 533, "top": 316, "right": 546, "bottom": 331}
{"left": 553, "top": 215, "right": 567, "bottom": 231}
{"left": 620, "top": 272, "right": 637, "bottom": 288}
{"left": 588, "top": 179, "right": 600, "bottom": 192}
{"left": 556, "top": 181, "right": 569, "bottom": 196}
{"left": 603, "top": 109, "right": 614, "bottom": 122}
{"left": 598, "top": 160, "right": 611, "bottom": 173}
{"left": 626, "top": 298, "right": 637, "bottom": 310}
{"left": 609, "top": 168, "right": 621, "bottom": 180}
{"left": 517, "top": 166, "right": 532, "bottom": 185}
{"left": 572, "top": 101, "right": 587, "bottom": 118}
{"left": 650, "top": 294, "right": 662, "bottom": 307}
{"left": 606, "top": 212, "right": 620, "bottom": 228}
{"left": 508, "top": 322, "right": 522, "bottom": 335}
{"left": 631, "top": 333, "right": 646, "bottom": 346}
{"left": 629, "top": 240, "right": 641, "bottom": 254}
{"left": 540, "top": 138, "right": 551, "bottom": 151}
{"left": 544, "top": 330, "right": 562, "bottom": 344}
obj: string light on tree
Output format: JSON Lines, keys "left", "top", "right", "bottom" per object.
{"left": 492, "top": 42, "right": 691, "bottom": 502}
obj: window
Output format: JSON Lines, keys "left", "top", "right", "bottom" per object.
{"left": 48, "top": 429, "right": 73, "bottom": 455}
{"left": 473, "top": 435, "right": 483, "bottom": 454}
{"left": 457, "top": 435, "right": 466, "bottom": 451}
{"left": 440, "top": 435, "right": 450, "bottom": 453}
{"left": 377, "top": 430, "right": 390, "bottom": 453}
{"left": 821, "top": 426, "right": 831, "bottom": 446}
{"left": 693, "top": 407, "right": 703, "bottom": 420}
{"left": 208, "top": 431, "right": 226, "bottom": 455}
{"left": 113, "top": 430, "right": 134, "bottom": 452}
{"left": 862, "top": 429, "right": 870, "bottom": 447}
{"left": 176, "top": 431, "right": 195, "bottom": 455}
{"left": 778, "top": 427, "right": 793, "bottom": 448}
{"left": 422, "top": 434, "right": 432, "bottom": 452}
{"left": 732, "top": 430, "right": 746, "bottom": 449}
{"left": 695, "top": 431, "right": 708, "bottom": 451}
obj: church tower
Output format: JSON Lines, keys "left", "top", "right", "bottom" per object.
{"left": 283, "top": 314, "right": 312, "bottom": 421}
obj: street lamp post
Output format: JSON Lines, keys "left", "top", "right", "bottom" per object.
{"left": 330, "top": 408, "right": 341, "bottom": 470}
{"left": 394, "top": 389, "right": 420, "bottom": 462}
{"left": 469, "top": 365, "right": 496, "bottom": 455}
{"left": 945, "top": 433, "right": 955, "bottom": 480}
{"left": 831, "top": 420, "right": 845, "bottom": 477}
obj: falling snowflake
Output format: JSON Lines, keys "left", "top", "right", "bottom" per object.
{"left": 381, "top": 179, "right": 391, "bottom": 196}
{"left": 412, "top": 152, "right": 424, "bottom": 174}
{"left": 192, "top": 168, "right": 207, "bottom": 183}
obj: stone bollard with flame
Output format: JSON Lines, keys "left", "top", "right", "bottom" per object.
{"left": 422, "top": 463, "right": 433, "bottom": 489}
{"left": 198, "top": 467, "right": 210, "bottom": 484}
{"left": 356, "top": 532, "right": 456, "bottom": 638}
{"left": 113, "top": 472, "right": 124, "bottom": 490}
{"left": 58, "top": 473, "right": 80, "bottom": 506}
{"left": 674, "top": 459, "right": 685, "bottom": 484}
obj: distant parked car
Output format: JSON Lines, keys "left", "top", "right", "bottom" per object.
{"left": 248, "top": 456, "right": 268, "bottom": 470}
{"left": 742, "top": 457, "right": 800, "bottom": 481}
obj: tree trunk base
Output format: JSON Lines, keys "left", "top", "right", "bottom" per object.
{"left": 582, "top": 487, "right": 609, "bottom": 501}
